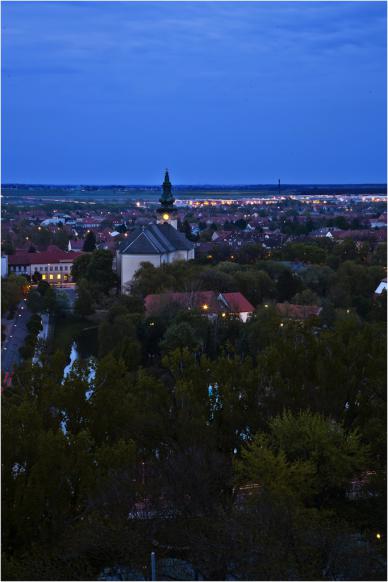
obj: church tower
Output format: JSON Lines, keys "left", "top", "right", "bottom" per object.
{"left": 156, "top": 169, "right": 178, "bottom": 229}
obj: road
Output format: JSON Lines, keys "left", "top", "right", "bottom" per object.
{"left": 2, "top": 286, "right": 76, "bottom": 383}
{"left": 2, "top": 301, "right": 31, "bottom": 376}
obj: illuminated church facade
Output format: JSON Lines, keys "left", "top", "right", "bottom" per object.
{"left": 117, "top": 171, "right": 195, "bottom": 293}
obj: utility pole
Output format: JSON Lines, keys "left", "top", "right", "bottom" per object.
{"left": 151, "top": 551, "right": 157, "bottom": 581}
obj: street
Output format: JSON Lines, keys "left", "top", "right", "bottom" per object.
{"left": 2, "top": 300, "right": 31, "bottom": 377}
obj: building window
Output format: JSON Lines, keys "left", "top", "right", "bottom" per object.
{"left": 59, "top": 266, "right": 63, "bottom": 271}
{"left": 50, "top": 266, "right": 53, "bottom": 271}
{"left": 57, "top": 274, "right": 61, "bottom": 280}
{"left": 45, "top": 267, "right": 48, "bottom": 271}
{"left": 54, "top": 266, "right": 58, "bottom": 271}
{"left": 49, "top": 274, "right": 54, "bottom": 280}
{"left": 42, "top": 274, "right": 46, "bottom": 280}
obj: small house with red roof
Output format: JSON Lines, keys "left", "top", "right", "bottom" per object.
{"left": 276, "top": 302, "right": 322, "bottom": 321}
{"left": 145, "top": 291, "right": 254, "bottom": 323}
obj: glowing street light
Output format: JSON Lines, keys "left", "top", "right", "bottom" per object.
{"left": 202, "top": 304, "right": 209, "bottom": 311}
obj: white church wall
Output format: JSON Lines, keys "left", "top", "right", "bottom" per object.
{"left": 121, "top": 253, "right": 162, "bottom": 292}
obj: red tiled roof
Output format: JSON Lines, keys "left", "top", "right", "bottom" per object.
{"left": 8, "top": 246, "right": 83, "bottom": 266}
{"left": 276, "top": 303, "right": 322, "bottom": 320}
{"left": 145, "top": 291, "right": 254, "bottom": 316}
{"left": 222, "top": 292, "right": 254, "bottom": 313}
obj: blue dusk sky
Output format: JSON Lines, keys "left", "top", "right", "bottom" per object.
{"left": 2, "top": 1, "right": 387, "bottom": 185}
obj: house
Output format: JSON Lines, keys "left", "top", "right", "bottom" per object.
{"left": 1, "top": 255, "right": 8, "bottom": 278}
{"left": 117, "top": 171, "right": 195, "bottom": 293}
{"left": 309, "top": 227, "right": 336, "bottom": 238}
{"left": 7, "top": 245, "right": 83, "bottom": 283}
{"left": 67, "top": 239, "right": 84, "bottom": 252}
{"left": 276, "top": 302, "right": 322, "bottom": 321}
{"left": 145, "top": 291, "right": 254, "bottom": 322}
{"left": 374, "top": 278, "right": 387, "bottom": 295}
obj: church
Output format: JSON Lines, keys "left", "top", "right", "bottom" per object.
{"left": 117, "top": 171, "right": 195, "bottom": 293}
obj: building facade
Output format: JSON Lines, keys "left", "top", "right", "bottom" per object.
{"left": 117, "top": 171, "right": 195, "bottom": 293}
{"left": 7, "top": 246, "right": 83, "bottom": 283}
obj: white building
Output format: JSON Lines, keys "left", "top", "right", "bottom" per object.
{"left": 7, "top": 246, "right": 83, "bottom": 283}
{"left": 375, "top": 278, "right": 387, "bottom": 295}
{"left": 117, "top": 171, "right": 195, "bottom": 293}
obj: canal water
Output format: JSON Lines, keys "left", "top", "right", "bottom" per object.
{"left": 63, "top": 327, "right": 98, "bottom": 380}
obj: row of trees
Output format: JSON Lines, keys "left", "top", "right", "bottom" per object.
{"left": 129, "top": 257, "right": 385, "bottom": 322}
{"left": 3, "top": 310, "right": 386, "bottom": 578}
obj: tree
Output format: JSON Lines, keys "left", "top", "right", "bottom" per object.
{"left": 160, "top": 321, "right": 203, "bottom": 354}
{"left": 292, "top": 289, "right": 320, "bottom": 305}
{"left": 82, "top": 231, "right": 96, "bottom": 252}
{"left": 131, "top": 262, "right": 175, "bottom": 297}
{"left": 27, "top": 290, "right": 44, "bottom": 314}
{"left": 32, "top": 270, "right": 42, "bottom": 283}
{"left": 31, "top": 227, "right": 51, "bottom": 250}
{"left": 85, "top": 250, "right": 117, "bottom": 294}
{"left": 235, "top": 218, "right": 247, "bottom": 230}
{"left": 235, "top": 243, "right": 265, "bottom": 264}
{"left": 276, "top": 270, "right": 303, "bottom": 301}
{"left": 71, "top": 254, "right": 92, "bottom": 282}
{"left": 234, "top": 270, "right": 276, "bottom": 306}
{"left": 53, "top": 230, "right": 70, "bottom": 250}
{"left": 27, "top": 314, "right": 42, "bottom": 335}
{"left": 1, "top": 274, "right": 27, "bottom": 316}
{"left": 74, "top": 279, "right": 95, "bottom": 317}
{"left": 37, "top": 280, "right": 51, "bottom": 296}
{"left": 1, "top": 234, "right": 15, "bottom": 255}
{"left": 235, "top": 410, "right": 369, "bottom": 508}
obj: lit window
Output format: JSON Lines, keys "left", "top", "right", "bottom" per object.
{"left": 42, "top": 274, "right": 46, "bottom": 280}
{"left": 57, "top": 274, "right": 61, "bottom": 279}
{"left": 49, "top": 274, "right": 54, "bottom": 280}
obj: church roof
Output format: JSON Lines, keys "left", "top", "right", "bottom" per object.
{"left": 119, "top": 223, "right": 194, "bottom": 255}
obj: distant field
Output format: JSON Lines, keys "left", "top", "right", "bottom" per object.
{"left": 2, "top": 183, "right": 387, "bottom": 203}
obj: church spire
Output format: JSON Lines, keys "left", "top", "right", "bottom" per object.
{"left": 157, "top": 169, "right": 177, "bottom": 228}
{"left": 159, "top": 169, "right": 175, "bottom": 210}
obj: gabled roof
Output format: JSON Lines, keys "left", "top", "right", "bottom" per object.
{"left": 223, "top": 292, "right": 255, "bottom": 313}
{"left": 276, "top": 302, "right": 321, "bottom": 320}
{"left": 119, "top": 223, "right": 194, "bottom": 255}
{"left": 145, "top": 291, "right": 254, "bottom": 316}
{"left": 8, "top": 246, "right": 83, "bottom": 266}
